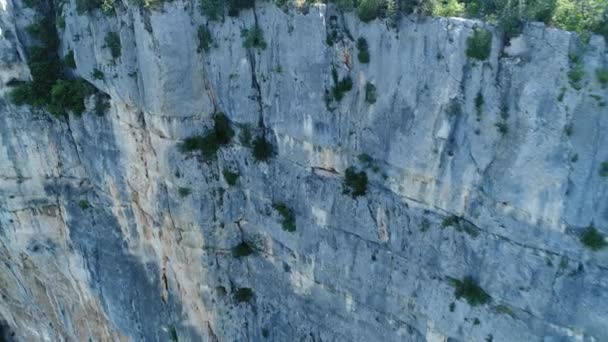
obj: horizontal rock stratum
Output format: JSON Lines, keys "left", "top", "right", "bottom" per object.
{"left": 0, "top": 0, "right": 607, "bottom": 341}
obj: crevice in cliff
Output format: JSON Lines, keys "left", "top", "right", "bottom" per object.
{"left": 247, "top": 5, "right": 266, "bottom": 131}
{"left": 64, "top": 118, "right": 84, "bottom": 167}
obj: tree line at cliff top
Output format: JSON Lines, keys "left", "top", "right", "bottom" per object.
{"left": 75, "top": 0, "right": 608, "bottom": 40}
{"left": 327, "top": 0, "right": 607, "bottom": 38}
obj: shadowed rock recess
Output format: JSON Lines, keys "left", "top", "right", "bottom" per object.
{"left": 0, "top": 0, "right": 607, "bottom": 341}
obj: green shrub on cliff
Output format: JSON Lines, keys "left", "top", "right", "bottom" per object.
{"left": 356, "top": 37, "right": 370, "bottom": 63}
{"left": 234, "top": 288, "right": 253, "bottom": 302}
{"left": 243, "top": 25, "right": 267, "bottom": 50}
{"left": 596, "top": 68, "right": 608, "bottom": 87}
{"left": 273, "top": 202, "right": 296, "bottom": 232}
{"left": 104, "top": 32, "right": 121, "bottom": 60}
{"left": 201, "top": 0, "right": 223, "bottom": 20}
{"left": 600, "top": 161, "right": 608, "bottom": 177}
{"left": 581, "top": 225, "right": 607, "bottom": 251}
{"left": 197, "top": 25, "right": 213, "bottom": 52}
{"left": 223, "top": 168, "right": 239, "bottom": 185}
{"left": 179, "top": 113, "right": 234, "bottom": 160}
{"left": 252, "top": 136, "right": 274, "bottom": 161}
{"left": 466, "top": 28, "right": 492, "bottom": 61}
{"left": 357, "top": 0, "right": 381, "bottom": 22}
{"left": 343, "top": 167, "right": 368, "bottom": 197}
{"left": 450, "top": 276, "right": 490, "bottom": 306}
{"left": 9, "top": 12, "right": 93, "bottom": 116}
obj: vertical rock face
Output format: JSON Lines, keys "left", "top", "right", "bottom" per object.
{"left": 0, "top": 0, "right": 607, "bottom": 341}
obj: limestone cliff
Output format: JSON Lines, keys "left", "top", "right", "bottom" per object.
{"left": 0, "top": 0, "right": 607, "bottom": 341}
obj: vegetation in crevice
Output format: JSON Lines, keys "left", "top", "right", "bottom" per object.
{"left": 91, "top": 68, "right": 104, "bottom": 80}
{"left": 197, "top": 25, "right": 214, "bottom": 53}
{"left": 239, "top": 124, "right": 253, "bottom": 147}
{"left": 104, "top": 31, "right": 121, "bottom": 60}
{"left": 9, "top": 7, "right": 94, "bottom": 117}
{"left": 243, "top": 25, "right": 267, "bottom": 50}
{"left": 450, "top": 276, "right": 491, "bottom": 306}
{"left": 327, "top": 67, "right": 353, "bottom": 107}
{"left": 78, "top": 200, "right": 91, "bottom": 209}
{"left": 365, "top": 82, "right": 377, "bottom": 104}
{"left": 356, "top": 37, "right": 370, "bottom": 63}
{"left": 178, "top": 187, "right": 192, "bottom": 197}
{"left": 600, "top": 161, "right": 608, "bottom": 177}
{"left": 179, "top": 112, "right": 234, "bottom": 160}
{"left": 234, "top": 287, "right": 254, "bottom": 302}
{"left": 273, "top": 202, "right": 296, "bottom": 232}
{"left": 252, "top": 135, "right": 274, "bottom": 162}
{"left": 568, "top": 53, "right": 586, "bottom": 90}
{"left": 330, "top": 0, "right": 607, "bottom": 40}
{"left": 442, "top": 215, "right": 480, "bottom": 238}
{"left": 581, "top": 225, "right": 607, "bottom": 251}
{"left": 222, "top": 168, "right": 239, "bottom": 185}
{"left": 596, "top": 68, "right": 608, "bottom": 88}
{"left": 466, "top": 28, "right": 492, "bottom": 61}
{"left": 343, "top": 166, "right": 368, "bottom": 197}
{"left": 232, "top": 241, "right": 255, "bottom": 257}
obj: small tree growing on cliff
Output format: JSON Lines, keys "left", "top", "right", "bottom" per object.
{"left": 104, "top": 31, "right": 121, "bottom": 60}
{"left": 252, "top": 136, "right": 274, "bottom": 162}
{"left": 581, "top": 225, "right": 607, "bottom": 251}
{"left": 450, "top": 276, "right": 490, "bottom": 306}
{"left": 343, "top": 167, "right": 368, "bottom": 197}
{"left": 357, "top": 0, "right": 381, "bottom": 22}
{"left": 243, "top": 25, "right": 267, "bottom": 50}
{"left": 466, "top": 28, "right": 492, "bottom": 61}
{"left": 201, "top": 0, "right": 223, "bottom": 20}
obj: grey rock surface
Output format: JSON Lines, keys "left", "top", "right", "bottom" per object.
{"left": 0, "top": 0, "right": 607, "bottom": 341}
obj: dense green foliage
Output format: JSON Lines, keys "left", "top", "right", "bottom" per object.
{"left": 581, "top": 225, "right": 607, "bottom": 250}
{"left": 466, "top": 28, "right": 492, "bottom": 60}
{"left": 325, "top": 0, "right": 607, "bottom": 39}
{"left": 329, "top": 68, "right": 353, "bottom": 103}
{"left": 343, "top": 166, "right": 368, "bottom": 197}
{"left": 451, "top": 276, "right": 491, "bottom": 306}
{"left": 357, "top": 0, "right": 383, "bottom": 22}
{"left": 9, "top": 12, "right": 94, "bottom": 117}
{"left": 214, "top": 112, "right": 235, "bottom": 144}
{"left": 273, "top": 202, "right": 296, "bottom": 232}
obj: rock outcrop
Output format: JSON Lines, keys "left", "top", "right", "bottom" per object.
{"left": 0, "top": 0, "right": 607, "bottom": 341}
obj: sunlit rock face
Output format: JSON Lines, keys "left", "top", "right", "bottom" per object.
{"left": 0, "top": 1, "right": 607, "bottom": 341}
